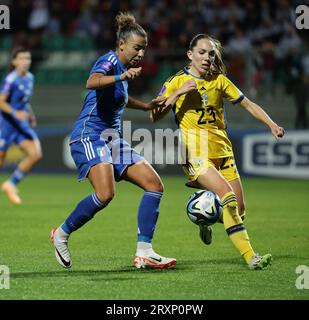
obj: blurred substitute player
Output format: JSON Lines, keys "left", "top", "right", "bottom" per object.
{"left": 50, "top": 12, "right": 176, "bottom": 270}
{"left": 0, "top": 48, "right": 42, "bottom": 205}
{"left": 151, "top": 34, "right": 285, "bottom": 270}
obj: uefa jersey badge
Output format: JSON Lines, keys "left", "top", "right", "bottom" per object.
{"left": 201, "top": 92, "right": 208, "bottom": 106}
{"left": 100, "top": 61, "right": 113, "bottom": 73}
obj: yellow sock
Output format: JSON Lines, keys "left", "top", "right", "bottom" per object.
{"left": 221, "top": 191, "right": 255, "bottom": 264}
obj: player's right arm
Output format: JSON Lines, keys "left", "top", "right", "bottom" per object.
{"left": 0, "top": 94, "right": 28, "bottom": 120}
{"left": 86, "top": 67, "right": 142, "bottom": 89}
{"left": 151, "top": 80, "right": 197, "bottom": 122}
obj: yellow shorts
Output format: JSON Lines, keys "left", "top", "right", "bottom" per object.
{"left": 182, "top": 156, "right": 240, "bottom": 182}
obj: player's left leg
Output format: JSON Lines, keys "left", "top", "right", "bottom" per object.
{"left": 218, "top": 158, "right": 272, "bottom": 269}
{"left": 122, "top": 160, "right": 176, "bottom": 269}
{"left": 1, "top": 139, "right": 42, "bottom": 204}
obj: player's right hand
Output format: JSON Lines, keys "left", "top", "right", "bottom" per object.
{"left": 177, "top": 80, "right": 197, "bottom": 95}
{"left": 121, "top": 67, "right": 142, "bottom": 81}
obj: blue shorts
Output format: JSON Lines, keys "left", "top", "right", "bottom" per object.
{"left": 70, "top": 135, "right": 144, "bottom": 181}
{"left": 0, "top": 118, "right": 38, "bottom": 151}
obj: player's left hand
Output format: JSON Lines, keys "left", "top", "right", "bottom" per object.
{"left": 271, "top": 124, "right": 285, "bottom": 140}
{"left": 29, "top": 115, "right": 37, "bottom": 128}
{"left": 122, "top": 67, "right": 142, "bottom": 81}
{"left": 148, "top": 96, "right": 167, "bottom": 110}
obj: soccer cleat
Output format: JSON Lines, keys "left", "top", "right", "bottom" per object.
{"left": 248, "top": 253, "right": 272, "bottom": 270}
{"left": 199, "top": 224, "right": 212, "bottom": 245}
{"left": 1, "top": 181, "right": 22, "bottom": 205}
{"left": 50, "top": 227, "right": 72, "bottom": 268}
{"left": 134, "top": 252, "right": 176, "bottom": 269}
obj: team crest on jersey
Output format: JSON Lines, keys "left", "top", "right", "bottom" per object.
{"left": 97, "top": 147, "right": 106, "bottom": 157}
{"left": 201, "top": 92, "right": 208, "bottom": 106}
{"left": 192, "top": 159, "right": 203, "bottom": 167}
{"left": 188, "top": 159, "right": 203, "bottom": 175}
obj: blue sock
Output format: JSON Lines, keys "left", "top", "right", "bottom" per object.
{"left": 137, "top": 191, "right": 163, "bottom": 243}
{"left": 61, "top": 192, "right": 106, "bottom": 234}
{"left": 10, "top": 168, "right": 26, "bottom": 185}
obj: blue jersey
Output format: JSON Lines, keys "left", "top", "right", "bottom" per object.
{"left": 70, "top": 50, "right": 128, "bottom": 142}
{"left": 0, "top": 70, "right": 37, "bottom": 149}
{"left": 0, "top": 70, "right": 34, "bottom": 112}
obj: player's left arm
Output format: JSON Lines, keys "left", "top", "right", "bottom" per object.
{"left": 239, "top": 97, "right": 285, "bottom": 139}
{"left": 127, "top": 95, "right": 166, "bottom": 111}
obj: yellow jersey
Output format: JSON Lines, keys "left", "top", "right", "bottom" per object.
{"left": 160, "top": 67, "right": 244, "bottom": 159}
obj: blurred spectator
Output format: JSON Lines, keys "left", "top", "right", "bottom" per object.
{"left": 252, "top": 40, "right": 277, "bottom": 100}
{"left": 28, "top": 0, "right": 49, "bottom": 31}
{"left": 226, "top": 28, "right": 252, "bottom": 87}
{"left": 5, "top": 0, "right": 308, "bottom": 121}
{"left": 284, "top": 47, "right": 308, "bottom": 129}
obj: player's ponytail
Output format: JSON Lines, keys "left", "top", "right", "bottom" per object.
{"left": 115, "top": 12, "right": 147, "bottom": 45}
{"left": 189, "top": 34, "right": 226, "bottom": 76}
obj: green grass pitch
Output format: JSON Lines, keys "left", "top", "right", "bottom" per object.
{"left": 0, "top": 174, "right": 308, "bottom": 300}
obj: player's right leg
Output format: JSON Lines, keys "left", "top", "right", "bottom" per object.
{"left": 51, "top": 138, "right": 115, "bottom": 269}
{"left": 51, "top": 162, "right": 114, "bottom": 268}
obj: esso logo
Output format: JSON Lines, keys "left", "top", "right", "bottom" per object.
{"left": 242, "top": 131, "right": 309, "bottom": 179}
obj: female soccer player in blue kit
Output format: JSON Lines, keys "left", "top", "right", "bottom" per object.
{"left": 51, "top": 12, "right": 176, "bottom": 269}
{"left": 0, "top": 48, "right": 42, "bottom": 205}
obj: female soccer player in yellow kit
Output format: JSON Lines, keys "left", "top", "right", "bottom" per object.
{"left": 152, "top": 34, "right": 285, "bottom": 270}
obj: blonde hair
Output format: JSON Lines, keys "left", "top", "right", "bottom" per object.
{"left": 189, "top": 34, "right": 226, "bottom": 76}
{"left": 115, "top": 12, "right": 147, "bottom": 45}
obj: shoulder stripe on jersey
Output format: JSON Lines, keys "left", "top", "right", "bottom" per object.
{"left": 166, "top": 70, "right": 184, "bottom": 83}
{"left": 107, "top": 54, "right": 117, "bottom": 65}
{"left": 4, "top": 71, "right": 18, "bottom": 85}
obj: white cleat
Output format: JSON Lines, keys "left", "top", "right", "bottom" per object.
{"left": 1, "top": 181, "right": 22, "bottom": 205}
{"left": 248, "top": 253, "right": 272, "bottom": 270}
{"left": 50, "top": 227, "right": 72, "bottom": 268}
{"left": 134, "top": 251, "right": 176, "bottom": 269}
